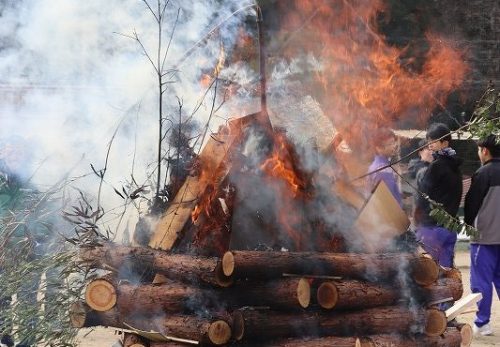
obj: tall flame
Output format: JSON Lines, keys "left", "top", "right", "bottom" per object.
{"left": 277, "top": 0, "right": 468, "bottom": 148}
{"left": 200, "top": 42, "right": 226, "bottom": 88}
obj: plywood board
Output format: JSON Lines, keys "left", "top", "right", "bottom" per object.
{"left": 353, "top": 180, "right": 410, "bottom": 253}
{"left": 445, "top": 293, "right": 482, "bottom": 321}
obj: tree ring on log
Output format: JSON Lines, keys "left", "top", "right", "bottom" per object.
{"left": 317, "top": 281, "right": 338, "bottom": 309}
{"left": 85, "top": 278, "right": 117, "bottom": 312}
{"left": 460, "top": 323, "right": 473, "bottom": 347}
{"left": 222, "top": 251, "right": 235, "bottom": 277}
{"left": 297, "top": 278, "right": 311, "bottom": 308}
{"left": 208, "top": 320, "right": 232, "bottom": 345}
{"left": 411, "top": 256, "right": 439, "bottom": 286}
{"left": 424, "top": 308, "right": 447, "bottom": 337}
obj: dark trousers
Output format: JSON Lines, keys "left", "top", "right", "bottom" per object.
{"left": 470, "top": 244, "right": 500, "bottom": 327}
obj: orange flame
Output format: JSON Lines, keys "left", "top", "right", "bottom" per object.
{"left": 260, "top": 133, "right": 306, "bottom": 249}
{"left": 200, "top": 43, "right": 226, "bottom": 88}
{"left": 277, "top": 0, "right": 468, "bottom": 148}
{"left": 260, "top": 133, "right": 303, "bottom": 198}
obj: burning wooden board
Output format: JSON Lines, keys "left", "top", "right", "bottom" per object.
{"left": 353, "top": 180, "right": 410, "bottom": 253}
{"left": 149, "top": 113, "right": 259, "bottom": 251}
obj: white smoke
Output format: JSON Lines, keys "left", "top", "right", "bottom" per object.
{"left": 0, "top": 0, "right": 255, "bottom": 233}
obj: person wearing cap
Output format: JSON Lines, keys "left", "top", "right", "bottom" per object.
{"left": 465, "top": 134, "right": 500, "bottom": 336}
{"left": 414, "top": 123, "right": 463, "bottom": 268}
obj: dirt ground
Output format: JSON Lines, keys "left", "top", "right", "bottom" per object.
{"left": 75, "top": 247, "right": 500, "bottom": 347}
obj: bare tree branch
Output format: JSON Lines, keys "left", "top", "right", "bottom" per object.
{"left": 161, "top": 7, "right": 181, "bottom": 72}
{"left": 142, "top": 0, "right": 160, "bottom": 23}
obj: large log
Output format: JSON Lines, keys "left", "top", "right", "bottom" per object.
{"left": 71, "top": 305, "right": 232, "bottom": 346}
{"left": 85, "top": 278, "right": 210, "bottom": 314}
{"left": 233, "top": 306, "right": 446, "bottom": 340}
{"left": 317, "top": 279, "right": 399, "bottom": 310}
{"left": 361, "top": 327, "right": 462, "bottom": 346}
{"left": 222, "top": 251, "right": 438, "bottom": 285}
{"left": 80, "top": 244, "right": 232, "bottom": 287}
{"left": 149, "top": 336, "right": 362, "bottom": 347}
{"left": 226, "top": 277, "right": 311, "bottom": 309}
{"left": 69, "top": 301, "right": 122, "bottom": 328}
{"left": 123, "top": 333, "right": 148, "bottom": 347}
{"left": 85, "top": 277, "right": 310, "bottom": 314}
{"left": 447, "top": 321, "right": 473, "bottom": 347}
{"left": 419, "top": 277, "right": 463, "bottom": 304}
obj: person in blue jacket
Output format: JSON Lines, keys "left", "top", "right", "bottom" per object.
{"left": 465, "top": 135, "right": 500, "bottom": 336}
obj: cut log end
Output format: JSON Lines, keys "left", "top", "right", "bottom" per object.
{"left": 317, "top": 281, "right": 338, "bottom": 310}
{"left": 411, "top": 256, "right": 439, "bottom": 286}
{"left": 222, "top": 251, "right": 235, "bottom": 277}
{"left": 208, "top": 320, "right": 232, "bottom": 345}
{"left": 69, "top": 301, "right": 87, "bottom": 328}
{"left": 425, "top": 309, "right": 447, "bottom": 337}
{"left": 215, "top": 262, "right": 234, "bottom": 287}
{"left": 459, "top": 323, "right": 473, "bottom": 347}
{"left": 231, "top": 311, "right": 245, "bottom": 341}
{"left": 85, "top": 279, "right": 117, "bottom": 312}
{"left": 129, "top": 344, "right": 146, "bottom": 347}
{"left": 297, "top": 278, "right": 311, "bottom": 308}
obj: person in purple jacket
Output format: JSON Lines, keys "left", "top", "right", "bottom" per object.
{"left": 465, "top": 135, "right": 500, "bottom": 336}
{"left": 367, "top": 127, "right": 402, "bottom": 206}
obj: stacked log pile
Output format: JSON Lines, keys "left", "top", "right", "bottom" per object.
{"left": 73, "top": 244, "right": 472, "bottom": 347}
{"left": 68, "top": 116, "right": 475, "bottom": 347}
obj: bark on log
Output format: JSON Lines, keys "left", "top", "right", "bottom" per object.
{"left": 69, "top": 301, "right": 122, "bottom": 328}
{"left": 112, "top": 281, "right": 209, "bottom": 314}
{"left": 150, "top": 337, "right": 360, "bottom": 347}
{"left": 440, "top": 267, "right": 462, "bottom": 281}
{"left": 361, "top": 327, "right": 462, "bottom": 346}
{"left": 87, "top": 277, "right": 310, "bottom": 314}
{"left": 317, "top": 279, "right": 399, "bottom": 310}
{"left": 123, "top": 333, "right": 148, "bottom": 347}
{"left": 70, "top": 304, "right": 231, "bottom": 346}
{"left": 222, "top": 251, "right": 438, "bottom": 285}
{"left": 232, "top": 336, "right": 362, "bottom": 347}
{"left": 233, "top": 306, "right": 446, "bottom": 340}
{"left": 420, "top": 278, "right": 464, "bottom": 303}
{"left": 226, "top": 277, "right": 311, "bottom": 309}
{"left": 80, "top": 244, "right": 232, "bottom": 287}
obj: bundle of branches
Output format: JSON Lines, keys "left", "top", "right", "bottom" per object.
{"left": 0, "top": 179, "right": 107, "bottom": 347}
